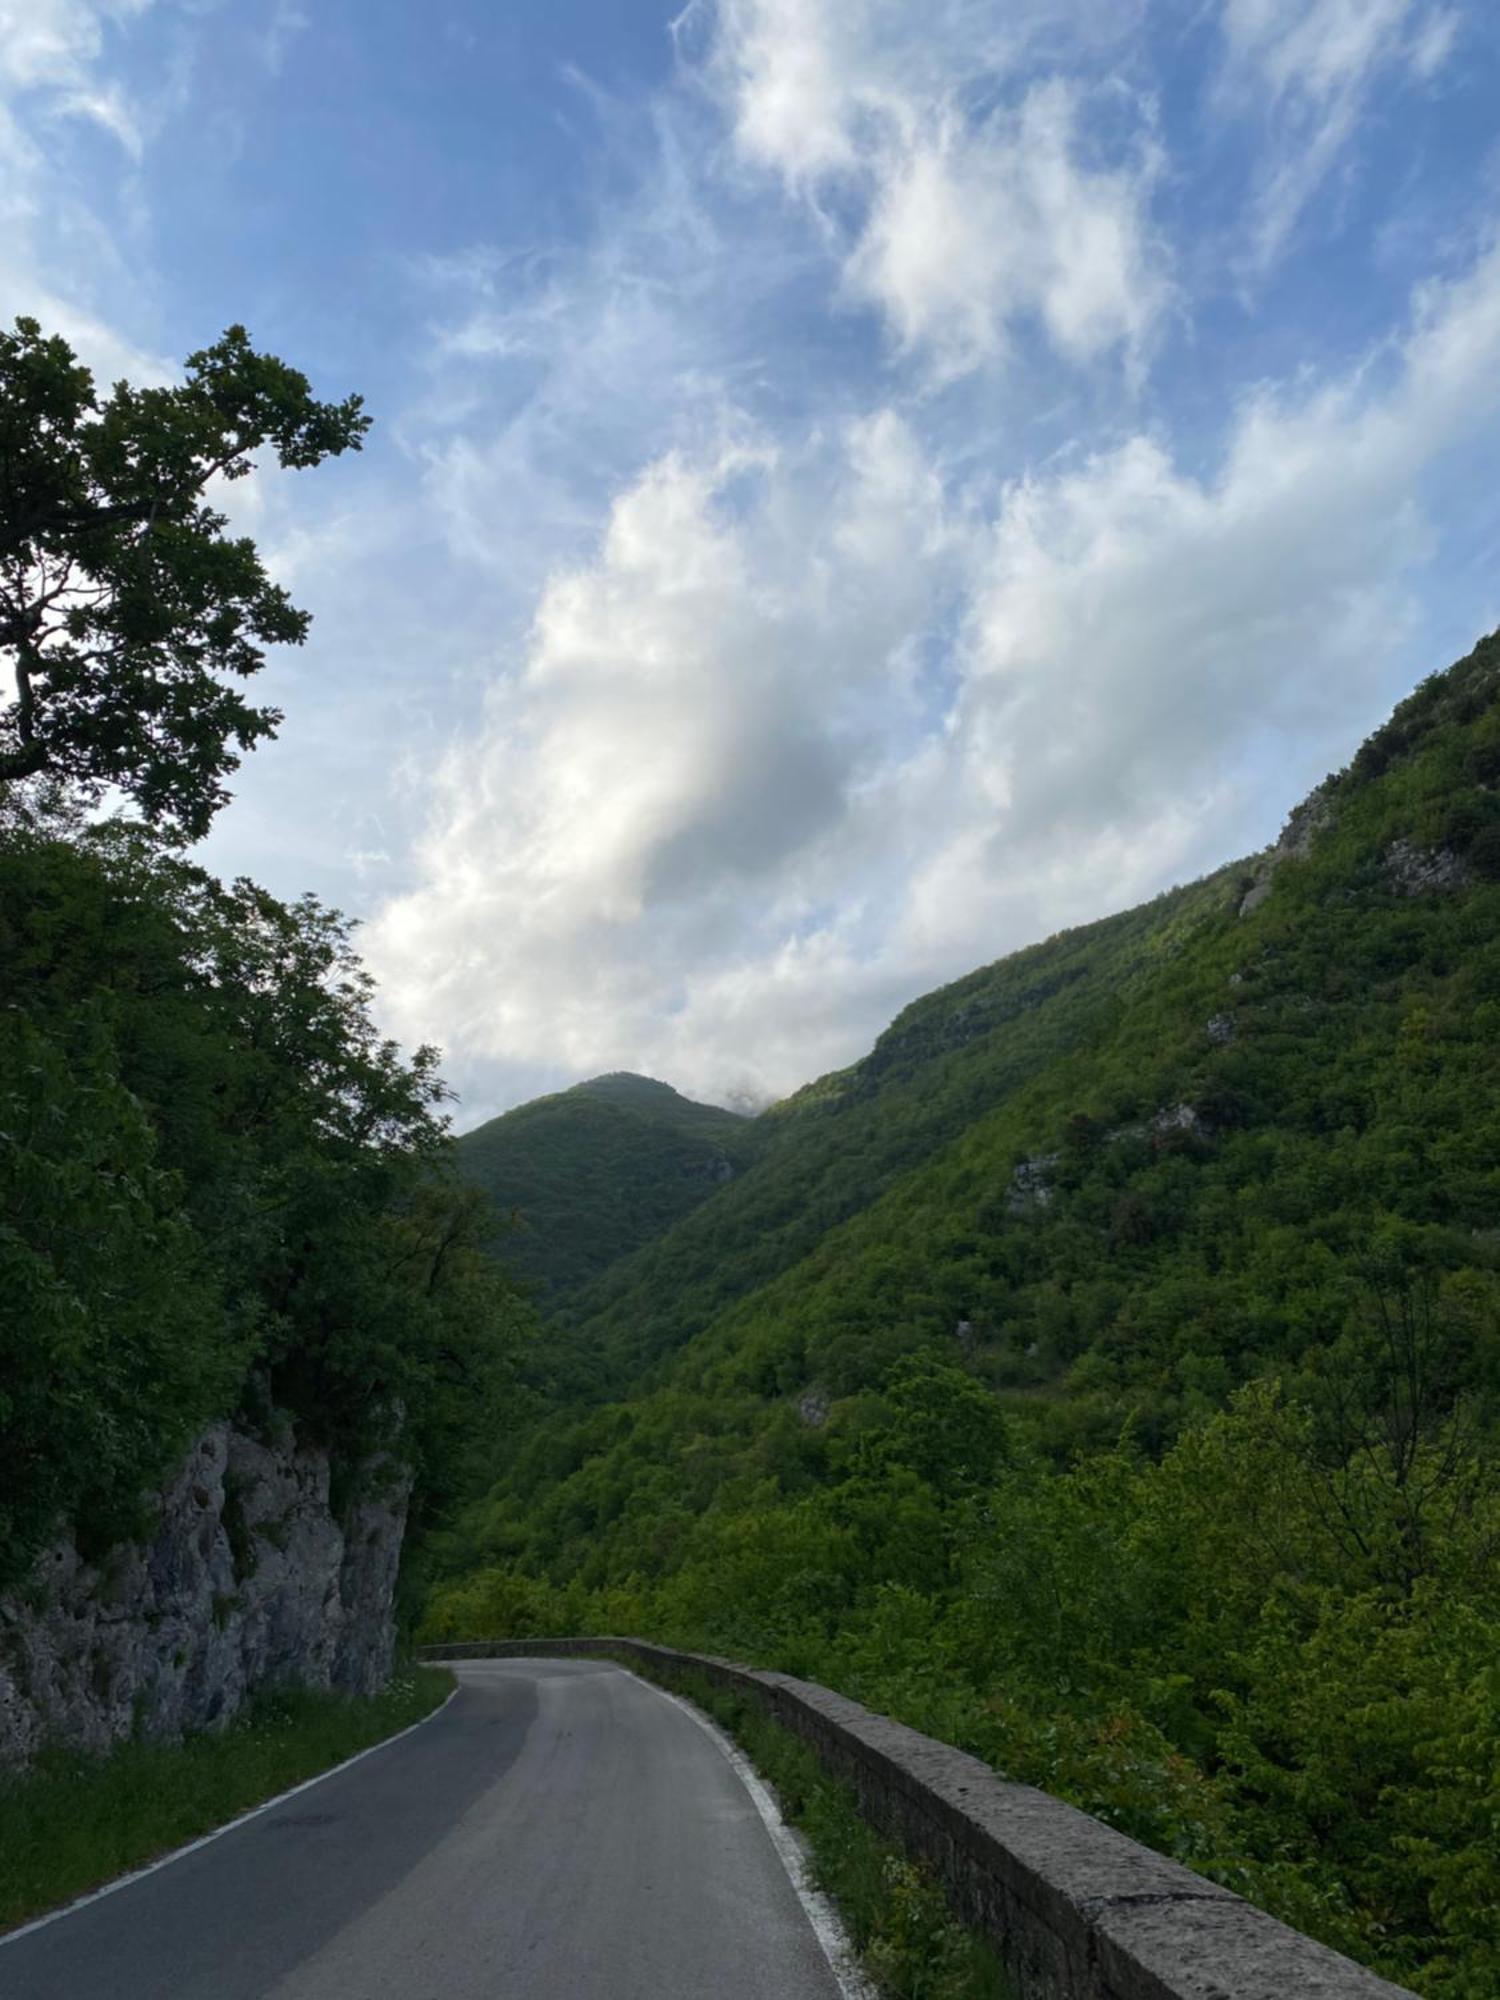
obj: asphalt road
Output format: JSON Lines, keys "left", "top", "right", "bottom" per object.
{"left": 0, "top": 1659, "right": 850, "bottom": 2000}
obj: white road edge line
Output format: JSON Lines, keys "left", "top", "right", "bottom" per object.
{"left": 631, "top": 1672, "right": 878, "bottom": 2000}
{"left": 0, "top": 1686, "right": 459, "bottom": 1949}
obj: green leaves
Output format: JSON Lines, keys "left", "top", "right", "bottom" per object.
{"left": 858, "top": 1353, "right": 1010, "bottom": 1495}
{"left": 0, "top": 317, "right": 368, "bottom": 839}
{"left": 0, "top": 1008, "right": 232, "bottom": 1575}
{"left": 0, "top": 821, "right": 533, "bottom": 1583}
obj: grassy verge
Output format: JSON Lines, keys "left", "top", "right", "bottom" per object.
{"left": 0, "top": 1665, "right": 453, "bottom": 1934}
{"left": 630, "top": 1660, "right": 1012, "bottom": 2000}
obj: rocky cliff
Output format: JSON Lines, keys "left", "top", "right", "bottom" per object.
{"left": 0, "top": 1420, "right": 409, "bottom": 1766}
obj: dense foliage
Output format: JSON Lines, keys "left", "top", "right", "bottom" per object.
{"left": 0, "top": 325, "right": 526, "bottom": 1594}
{"left": 0, "top": 803, "right": 530, "bottom": 1581}
{"left": 429, "top": 631, "right": 1500, "bottom": 1997}
{"left": 455, "top": 1071, "right": 754, "bottom": 1302}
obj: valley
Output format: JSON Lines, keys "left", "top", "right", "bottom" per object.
{"left": 432, "top": 630, "right": 1500, "bottom": 1999}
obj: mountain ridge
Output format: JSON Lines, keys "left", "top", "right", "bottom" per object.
{"left": 429, "top": 627, "right": 1500, "bottom": 1998}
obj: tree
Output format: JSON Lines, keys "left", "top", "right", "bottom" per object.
{"left": 1294, "top": 1263, "right": 1500, "bottom": 1594}
{"left": 0, "top": 817, "right": 531, "bottom": 1577}
{"left": 0, "top": 318, "right": 368, "bottom": 839}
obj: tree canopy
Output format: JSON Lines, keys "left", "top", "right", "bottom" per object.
{"left": 0, "top": 319, "right": 368, "bottom": 839}
{"left": 0, "top": 324, "right": 528, "bottom": 1600}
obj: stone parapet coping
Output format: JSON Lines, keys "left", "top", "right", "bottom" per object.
{"left": 421, "top": 1637, "right": 1415, "bottom": 2000}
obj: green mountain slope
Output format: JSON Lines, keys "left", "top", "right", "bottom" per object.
{"left": 434, "top": 629, "right": 1500, "bottom": 1996}
{"left": 548, "top": 870, "right": 1238, "bottom": 1387}
{"left": 455, "top": 1072, "right": 754, "bottom": 1301}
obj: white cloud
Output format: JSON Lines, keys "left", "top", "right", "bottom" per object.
{"left": 0, "top": 0, "right": 153, "bottom": 152}
{"left": 700, "top": 0, "right": 861, "bottom": 184}
{"left": 699, "top": 0, "right": 1165, "bottom": 380}
{"left": 366, "top": 237, "right": 1500, "bottom": 1117}
{"left": 1219, "top": 0, "right": 1462, "bottom": 266}
{"left": 1408, "top": 7, "right": 1461, "bottom": 77}
{"left": 53, "top": 82, "right": 143, "bottom": 156}
{"left": 0, "top": 0, "right": 110, "bottom": 92}
{"left": 846, "top": 80, "right": 1164, "bottom": 380}
{"left": 259, "top": 0, "right": 309, "bottom": 77}
{"left": 365, "top": 409, "right": 963, "bottom": 1107}
{"left": 0, "top": 0, "right": 166, "bottom": 384}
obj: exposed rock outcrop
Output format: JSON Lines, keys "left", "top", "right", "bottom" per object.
{"left": 1151, "top": 1102, "right": 1212, "bottom": 1143}
{"left": 1006, "top": 1153, "right": 1059, "bottom": 1214}
{"left": 1384, "top": 838, "right": 1474, "bottom": 896}
{"left": 0, "top": 1421, "right": 408, "bottom": 1767}
{"left": 1239, "top": 783, "right": 1335, "bottom": 915}
{"left": 797, "top": 1389, "right": 831, "bottom": 1429}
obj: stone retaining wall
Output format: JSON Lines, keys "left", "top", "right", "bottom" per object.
{"left": 423, "top": 1637, "right": 1416, "bottom": 2000}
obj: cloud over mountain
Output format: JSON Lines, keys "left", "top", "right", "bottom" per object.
{"left": 2, "top": 0, "right": 1496, "bottom": 1121}
{"left": 366, "top": 234, "right": 1500, "bottom": 1111}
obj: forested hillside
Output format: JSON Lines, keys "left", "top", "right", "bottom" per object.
{"left": 428, "top": 628, "right": 1500, "bottom": 1999}
{"left": 455, "top": 1072, "right": 753, "bottom": 1301}
{"left": 537, "top": 871, "right": 1236, "bottom": 1390}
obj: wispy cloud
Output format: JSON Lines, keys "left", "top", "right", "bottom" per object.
{"left": 258, "top": 0, "right": 310, "bottom": 77}
{"left": 0, "top": 0, "right": 154, "bottom": 151}
{"left": 1218, "top": 0, "right": 1462, "bottom": 268}
{"left": 698, "top": 0, "right": 1166, "bottom": 381}
{"left": 0, "top": 0, "right": 170, "bottom": 385}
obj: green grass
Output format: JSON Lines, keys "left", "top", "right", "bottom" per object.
{"left": 628, "top": 1660, "right": 1012, "bottom": 2000}
{"left": 0, "top": 1666, "right": 454, "bottom": 1934}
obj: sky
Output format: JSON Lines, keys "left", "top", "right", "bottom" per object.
{"left": 4, "top": 0, "right": 1500, "bottom": 1124}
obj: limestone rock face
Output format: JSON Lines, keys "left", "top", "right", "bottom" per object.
{"left": 1385, "top": 837, "right": 1474, "bottom": 896}
{"left": 1239, "top": 782, "right": 1335, "bottom": 916}
{"left": 0, "top": 1422, "right": 409, "bottom": 1767}
{"left": 1152, "top": 1101, "right": 1212, "bottom": 1143}
{"left": 797, "top": 1389, "right": 831, "bottom": 1429}
{"left": 1006, "top": 1153, "right": 1059, "bottom": 1214}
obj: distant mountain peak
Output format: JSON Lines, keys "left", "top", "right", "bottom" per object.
{"left": 454, "top": 1066, "right": 757, "bottom": 1300}
{"left": 572, "top": 1071, "right": 747, "bottom": 1117}
{"left": 573, "top": 1071, "right": 689, "bottom": 1102}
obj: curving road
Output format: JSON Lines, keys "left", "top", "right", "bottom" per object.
{"left": 0, "top": 1659, "right": 851, "bottom": 2000}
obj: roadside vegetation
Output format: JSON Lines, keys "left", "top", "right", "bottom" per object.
{"left": 0, "top": 1666, "right": 453, "bottom": 1934}
{"left": 433, "top": 633, "right": 1500, "bottom": 1999}
{"left": 626, "top": 1660, "right": 1011, "bottom": 2000}
{"left": 0, "top": 318, "right": 533, "bottom": 1593}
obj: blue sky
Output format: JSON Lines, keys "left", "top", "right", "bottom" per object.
{"left": 4, "top": 0, "right": 1500, "bottom": 1121}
